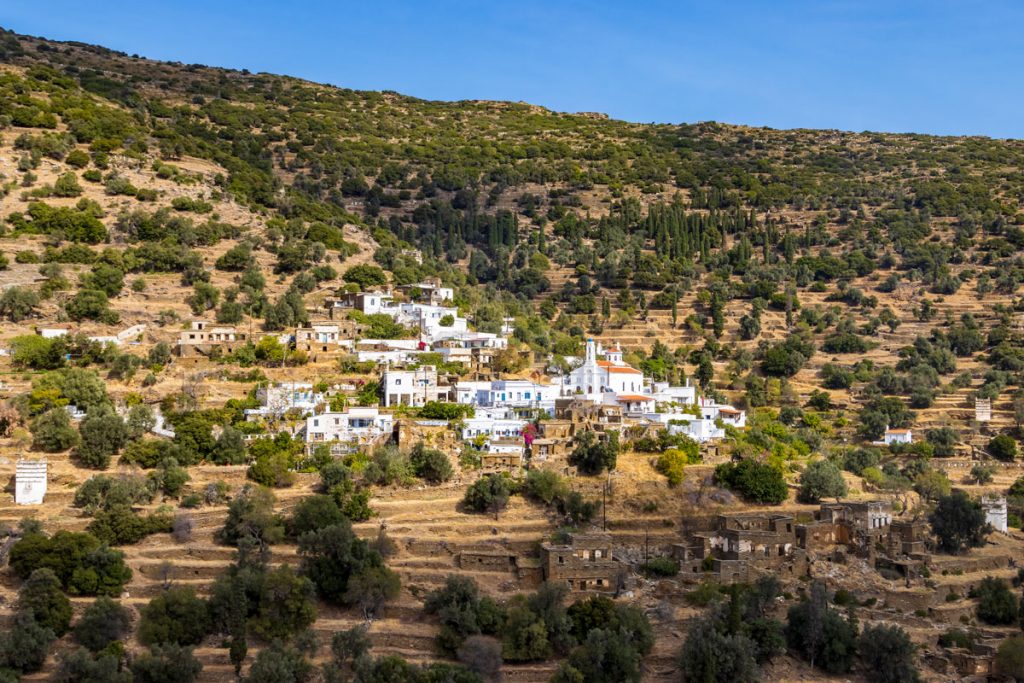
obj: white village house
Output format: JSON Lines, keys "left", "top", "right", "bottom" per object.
{"left": 455, "top": 378, "right": 561, "bottom": 414}
{"left": 245, "top": 382, "right": 325, "bottom": 420}
{"left": 305, "top": 407, "right": 394, "bottom": 454}
{"left": 381, "top": 366, "right": 447, "bottom": 407}
{"left": 15, "top": 459, "right": 47, "bottom": 505}
{"left": 554, "top": 340, "right": 746, "bottom": 442}
{"left": 982, "top": 496, "right": 1008, "bottom": 533}
{"left": 882, "top": 428, "right": 913, "bottom": 446}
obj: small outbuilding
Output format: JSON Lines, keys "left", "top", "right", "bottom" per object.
{"left": 15, "top": 459, "right": 47, "bottom": 505}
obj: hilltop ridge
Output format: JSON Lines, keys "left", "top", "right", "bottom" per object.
{"left": 0, "top": 25, "right": 1022, "bottom": 683}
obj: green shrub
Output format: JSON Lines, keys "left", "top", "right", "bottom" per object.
{"left": 714, "top": 459, "right": 788, "bottom": 504}
{"left": 640, "top": 557, "right": 680, "bottom": 577}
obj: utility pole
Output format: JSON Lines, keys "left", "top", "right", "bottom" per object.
{"left": 603, "top": 471, "right": 610, "bottom": 531}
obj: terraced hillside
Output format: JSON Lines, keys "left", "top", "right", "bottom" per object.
{"left": 0, "top": 25, "right": 1021, "bottom": 683}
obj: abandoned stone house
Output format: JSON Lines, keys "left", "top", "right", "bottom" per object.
{"left": 532, "top": 420, "right": 572, "bottom": 463}
{"left": 529, "top": 400, "right": 623, "bottom": 471}
{"left": 434, "top": 337, "right": 502, "bottom": 375}
{"left": 672, "top": 501, "right": 931, "bottom": 584}
{"left": 818, "top": 500, "right": 893, "bottom": 550}
{"left": 815, "top": 502, "right": 933, "bottom": 573}
{"left": 479, "top": 439, "right": 524, "bottom": 475}
{"left": 457, "top": 549, "right": 546, "bottom": 587}
{"left": 925, "top": 647, "right": 994, "bottom": 679}
{"left": 459, "top": 549, "right": 518, "bottom": 572}
{"left": 981, "top": 496, "right": 1008, "bottom": 533}
{"left": 673, "top": 513, "right": 808, "bottom": 583}
{"left": 294, "top": 320, "right": 364, "bottom": 357}
{"left": 178, "top": 320, "right": 249, "bottom": 357}
{"left": 531, "top": 436, "right": 570, "bottom": 460}
{"left": 538, "top": 420, "right": 572, "bottom": 440}
{"left": 395, "top": 419, "right": 452, "bottom": 452}
{"left": 820, "top": 500, "right": 892, "bottom": 531}
{"left": 554, "top": 398, "right": 623, "bottom": 438}
{"left": 885, "top": 518, "right": 930, "bottom": 558}
{"left": 540, "top": 532, "right": 619, "bottom": 592}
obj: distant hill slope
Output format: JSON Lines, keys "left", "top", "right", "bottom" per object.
{"left": 2, "top": 25, "right": 1024, "bottom": 445}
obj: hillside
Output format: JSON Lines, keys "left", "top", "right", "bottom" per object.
{"left": 0, "top": 25, "right": 1021, "bottom": 683}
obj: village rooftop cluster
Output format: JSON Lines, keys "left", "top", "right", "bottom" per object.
{"left": 169, "top": 278, "right": 748, "bottom": 466}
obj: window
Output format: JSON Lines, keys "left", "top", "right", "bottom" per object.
{"left": 395, "top": 379, "right": 402, "bottom": 386}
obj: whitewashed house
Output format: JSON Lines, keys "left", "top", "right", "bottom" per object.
{"left": 456, "top": 379, "right": 560, "bottom": 413}
{"left": 305, "top": 408, "right": 394, "bottom": 453}
{"left": 245, "top": 382, "right": 325, "bottom": 420}
{"left": 382, "top": 366, "right": 446, "bottom": 407}
{"left": 38, "top": 327, "right": 69, "bottom": 339}
{"left": 982, "top": 496, "right": 1008, "bottom": 533}
{"left": 400, "top": 280, "right": 454, "bottom": 306}
{"left": 640, "top": 411, "right": 725, "bottom": 443}
{"left": 15, "top": 459, "right": 47, "bottom": 505}
{"left": 356, "top": 290, "right": 395, "bottom": 314}
{"left": 394, "top": 303, "right": 468, "bottom": 341}
{"left": 324, "top": 289, "right": 394, "bottom": 316}
{"left": 461, "top": 415, "right": 527, "bottom": 441}
{"left": 635, "top": 395, "right": 746, "bottom": 443}
{"left": 667, "top": 415, "right": 725, "bottom": 442}
{"left": 649, "top": 379, "right": 698, "bottom": 407}
{"left": 697, "top": 397, "right": 747, "bottom": 428}
{"left": 454, "top": 381, "right": 492, "bottom": 405}
{"left": 354, "top": 339, "right": 426, "bottom": 365}
{"left": 65, "top": 404, "right": 87, "bottom": 421}
{"left": 882, "top": 428, "right": 913, "bottom": 446}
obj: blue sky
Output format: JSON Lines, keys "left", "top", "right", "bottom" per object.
{"left": 3, "top": 1, "right": 1023, "bottom": 138}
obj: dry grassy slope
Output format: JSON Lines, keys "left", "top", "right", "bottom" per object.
{"left": 0, "top": 119, "right": 383, "bottom": 398}
{"left": 0, "top": 144, "right": 1018, "bottom": 681}
{"left": 2, "top": 444, "right": 1018, "bottom": 682}
{"left": 0, "top": 57, "right": 1017, "bottom": 682}
{"left": 0, "top": 129, "right": 1019, "bottom": 680}
{"left": 543, "top": 214, "right": 1019, "bottom": 433}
